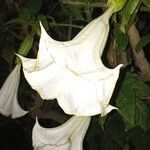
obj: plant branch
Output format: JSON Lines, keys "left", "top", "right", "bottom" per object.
{"left": 128, "top": 23, "right": 150, "bottom": 81}
{"left": 61, "top": 1, "right": 106, "bottom": 8}
{"left": 52, "top": 23, "right": 83, "bottom": 29}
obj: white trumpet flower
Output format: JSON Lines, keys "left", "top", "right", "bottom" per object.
{"left": 32, "top": 116, "right": 91, "bottom": 150}
{"left": 19, "top": 6, "right": 123, "bottom": 116}
{"left": 0, "top": 64, "right": 28, "bottom": 118}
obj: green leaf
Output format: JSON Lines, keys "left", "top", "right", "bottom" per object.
{"left": 116, "top": 73, "right": 136, "bottom": 125}
{"left": 127, "top": 127, "right": 150, "bottom": 149}
{"left": 105, "top": 113, "right": 125, "bottom": 146}
{"left": 114, "top": 29, "right": 129, "bottom": 51}
{"left": 120, "top": 0, "right": 140, "bottom": 32}
{"left": 116, "top": 72, "right": 150, "bottom": 127}
{"left": 68, "top": 5, "right": 83, "bottom": 20}
{"left": 107, "top": 0, "right": 127, "bottom": 12}
{"left": 142, "top": 0, "right": 150, "bottom": 8}
{"left": 135, "top": 34, "right": 150, "bottom": 51}
{"left": 16, "top": 34, "right": 34, "bottom": 64}
{"left": 117, "top": 87, "right": 136, "bottom": 125}
{"left": 19, "top": 8, "right": 31, "bottom": 22}
{"left": 135, "top": 100, "right": 150, "bottom": 131}
{"left": 18, "top": 34, "right": 34, "bottom": 56}
{"left": 27, "top": 0, "right": 42, "bottom": 16}
{"left": 19, "top": 0, "right": 42, "bottom": 22}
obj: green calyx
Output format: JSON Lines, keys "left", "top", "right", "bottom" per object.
{"left": 107, "top": 0, "right": 127, "bottom": 12}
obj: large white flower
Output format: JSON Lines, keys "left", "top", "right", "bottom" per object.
{"left": 0, "top": 64, "right": 28, "bottom": 118}
{"left": 19, "top": 6, "right": 123, "bottom": 116}
{"left": 32, "top": 116, "right": 91, "bottom": 150}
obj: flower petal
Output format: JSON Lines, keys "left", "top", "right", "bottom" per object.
{"left": 39, "top": 7, "right": 114, "bottom": 73}
{"left": 57, "top": 64, "right": 123, "bottom": 116}
{"left": 21, "top": 57, "right": 122, "bottom": 116}
{"left": 32, "top": 116, "right": 91, "bottom": 150}
{"left": 0, "top": 65, "right": 28, "bottom": 118}
{"left": 20, "top": 7, "right": 122, "bottom": 116}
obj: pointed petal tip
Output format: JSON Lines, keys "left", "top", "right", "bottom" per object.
{"left": 16, "top": 54, "right": 37, "bottom": 72}
{"left": 117, "top": 64, "right": 124, "bottom": 70}
{"left": 39, "top": 21, "right": 44, "bottom": 32}
{"left": 15, "top": 53, "right": 21, "bottom": 60}
{"left": 101, "top": 105, "right": 117, "bottom": 117}
{"left": 15, "top": 53, "right": 25, "bottom": 62}
{"left": 35, "top": 117, "right": 39, "bottom": 124}
{"left": 34, "top": 117, "right": 42, "bottom": 128}
{"left": 111, "top": 64, "right": 123, "bottom": 72}
{"left": 39, "top": 21, "right": 48, "bottom": 38}
{"left": 39, "top": 20, "right": 42, "bottom": 26}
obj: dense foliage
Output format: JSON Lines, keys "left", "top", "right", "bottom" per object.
{"left": 0, "top": 0, "right": 150, "bottom": 150}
